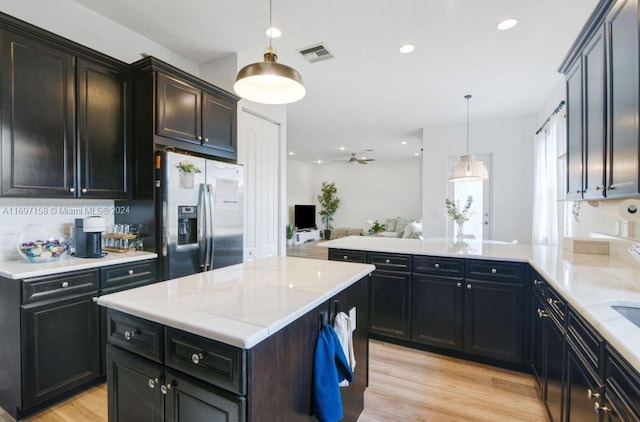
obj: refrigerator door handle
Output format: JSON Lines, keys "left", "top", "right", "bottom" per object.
{"left": 207, "top": 184, "right": 215, "bottom": 269}
{"left": 197, "top": 184, "right": 208, "bottom": 271}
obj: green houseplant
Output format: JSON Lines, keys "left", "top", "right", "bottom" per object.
{"left": 286, "top": 224, "right": 294, "bottom": 245}
{"left": 317, "top": 181, "right": 340, "bottom": 240}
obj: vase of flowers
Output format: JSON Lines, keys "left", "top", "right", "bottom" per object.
{"left": 445, "top": 196, "right": 473, "bottom": 241}
{"left": 176, "top": 161, "right": 201, "bottom": 189}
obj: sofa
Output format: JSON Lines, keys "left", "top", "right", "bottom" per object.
{"left": 375, "top": 217, "right": 423, "bottom": 239}
{"left": 329, "top": 227, "right": 363, "bottom": 239}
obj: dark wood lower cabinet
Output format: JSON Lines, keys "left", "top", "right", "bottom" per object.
{"left": 411, "top": 274, "right": 464, "bottom": 351}
{"left": 369, "top": 270, "right": 411, "bottom": 339}
{"left": 464, "top": 279, "right": 525, "bottom": 363}
{"left": 566, "top": 341, "right": 602, "bottom": 422}
{"left": 545, "top": 314, "right": 566, "bottom": 422}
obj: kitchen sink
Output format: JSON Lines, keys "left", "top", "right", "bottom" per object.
{"left": 610, "top": 302, "right": 640, "bottom": 329}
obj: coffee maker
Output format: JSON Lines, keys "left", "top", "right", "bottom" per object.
{"left": 74, "top": 216, "right": 106, "bottom": 258}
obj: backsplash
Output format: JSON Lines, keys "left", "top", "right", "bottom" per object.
{"left": 0, "top": 198, "right": 115, "bottom": 261}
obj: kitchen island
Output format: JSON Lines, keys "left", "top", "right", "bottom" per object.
{"left": 97, "top": 256, "right": 374, "bottom": 422}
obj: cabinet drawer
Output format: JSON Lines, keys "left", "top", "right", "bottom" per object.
{"left": 413, "top": 256, "right": 463, "bottom": 277}
{"left": 605, "top": 345, "right": 640, "bottom": 422}
{"left": 368, "top": 253, "right": 411, "bottom": 272}
{"left": 107, "top": 310, "right": 164, "bottom": 363}
{"left": 546, "top": 286, "right": 566, "bottom": 323}
{"left": 567, "top": 307, "right": 603, "bottom": 372}
{"left": 465, "top": 260, "right": 525, "bottom": 282}
{"left": 328, "top": 249, "right": 366, "bottom": 263}
{"left": 22, "top": 270, "right": 98, "bottom": 304}
{"left": 165, "top": 328, "right": 246, "bottom": 395}
{"left": 100, "top": 260, "right": 157, "bottom": 291}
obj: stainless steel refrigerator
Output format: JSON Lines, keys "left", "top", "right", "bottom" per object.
{"left": 161, "top": 151, "right": 243, "bottom": 279}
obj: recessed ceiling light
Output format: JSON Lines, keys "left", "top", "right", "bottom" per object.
{"left": 265, "top": 26, "right": 282, "bottom": 38}
{"left": 288, "top": 151, "right": 294, "bottom": 156}
{"left": 414, "top": 152, "right": 420, "bottom": 156}
{"left": 401, "top": 141, "right": 408, "bottom": 145}
{"left": 497, "top": 18, "right": 518, "bottom": 31}
{"left": 399, "top": 44, "right": 415, "bottom": 54}
{"left": 339, "top": 146, "right": 346, "bottom": 151}
{"left": 316, "top": 160, "right": 323, "bottom": 164}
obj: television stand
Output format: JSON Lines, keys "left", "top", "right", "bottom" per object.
{"left": 294, "top": 229, "right": 320, "bottom": 245}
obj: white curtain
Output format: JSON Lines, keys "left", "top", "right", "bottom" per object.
{"left": 532, "top": 113, "right": 560, "bottom": 245}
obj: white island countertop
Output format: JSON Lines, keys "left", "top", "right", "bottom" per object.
{"left": 321, "top": 236, "right": 640, "bottom": 371}
{"left": 0, "top": 251, "right": 158, "bottom": 279}
{"left": 98, "top": 256, "right": 375, "bottom": 349}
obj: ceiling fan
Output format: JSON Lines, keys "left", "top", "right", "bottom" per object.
{"left": 334, "top": 153, "right": 375, "bottom": 164}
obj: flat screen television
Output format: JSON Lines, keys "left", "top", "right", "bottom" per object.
{"left": 294, "top": 205, "right": 317, "bottom": 230}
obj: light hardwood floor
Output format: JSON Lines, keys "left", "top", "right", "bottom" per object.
{"left": 1, "top": 340, "right": 547, "bottom": 422}
{"left": 286, "top": 239, "right": 329, "bottom": 260}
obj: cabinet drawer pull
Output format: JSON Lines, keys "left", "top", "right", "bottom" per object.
{"left": 197, "top": 135, "right": 203, "bottom": 141}
{"left": 191, "top": 352, "right": 204, "bottom": 364}
{"left": 343, "top": 255, "right": 348, "bottom": 260}
{"left": 148, "top": 378, "right": 159, "bottom": 389}
{"left": 92, "top": 296, "right": 98, "bottom": 303}
{"left": 466, "top": 284, "right": 472, "bottom": 290}
{"left": 491, "top": 268, "right": 497, "bottom": 274}
{"left": 534, "top": 279, "right": 544, "bottom": 286}
{"left": 434, "top": 263, "right": 440, "bottom": 269}
{"left": 61, "top": 281, "right": 69, "bottom": 288}
{"left": 204, "top": 137, "right": 209, "bottom": 143}
{"left": 81, "top": 188, "right": 88, "bottom": 193}
{"left": 69, "top": 187, "right": 76, "bottom": 193}
{"left": 385, "top": 259, "right": 390, "bottom": 264}
{"left": 594, "top": 401, "right": 613, "bottom": 415}
{"left": 587, "top": 389, "right": 600, "bottom": 400}
{"left": 456, "top": 282, "right": 462, "bottom": 288}
{"left": 124, "top": 330, "right": 136, "bottom": 341}
{"left": 128, "top": 269, "right": 134, "bottom": 275}
{"left": 547, "top": 298, "right": 560, "bottom": 306}
{"left": 537, "top": 308, "right": 548, "bottom": 318}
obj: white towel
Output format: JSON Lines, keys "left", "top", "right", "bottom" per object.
{"left": 333, "top": 311, "right": 355, "bottom": 386}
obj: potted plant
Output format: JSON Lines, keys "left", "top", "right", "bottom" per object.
{"left": 286, "top": 224, "right": 294, "bottom": 246}
{"left": 176, "top": 161, "right": 201, "bottom": 189}
{"left": 367, "top": 219, "right": 386, "bottom": 236}
{"left": 317, "top": 181, "right": 340, "bottom": 240}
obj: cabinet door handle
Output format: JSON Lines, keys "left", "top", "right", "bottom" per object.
{"left": 537, "top": 308, "right": 549, "bottom": 318}
{"left": 491, "top": 268, "right": 497, "bottom": 274}
{"left": 587, "top": 389, "right": 600, "bottom": 400}
{"left": 204, "top": 137, "right": 209, "bottom": 143}
{"left": 197, "top": 135, "right": 203, "bottom": 141}
{"left": 191, "top": 352, "right": 204, "bottom": 364}
{"left": 385, "top": 259, "right": 390, "bottom": 264}
{"left": 466, "top": 284, "right": 472, "bottom": 290}
{"left": 343, "top": 255, "right": 348, "bottom": 260}
{"left": 124, "top": 330, "right": 136, "bottom": 341}
{"left": 69, "top": 187, "right": 76, "bottom": 193}
{"left": 534, "top": 279, "right": 544, "bottom": 286}
{"left": 148, "top": 378, "right": 159, "bottom": 389}
{"left": 434, "top": 263, "right": 440, "bottom": 269}
{"left": 128, "top": 269, "right": 134, "bottom": 275}
{"left": 81, "top": 188, "right": 88, "bottom": 193}
{"left": 92, "top": 296, "right": 98, "bottom": 303}
{"left": 594, "top": 401, "right": 614, "bottom": 415}
{"left": 547, "top": 298, "right": 560, "bottom": 306}
{"left": 61, "top": 281, "right": 69, "bottom": 288}
{"left": 456, "top": 282, "right": 462, "bottom": 288}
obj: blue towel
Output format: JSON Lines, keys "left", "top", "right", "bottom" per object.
{"left": 313, "top": 324, "right": 353, "bottom": 422}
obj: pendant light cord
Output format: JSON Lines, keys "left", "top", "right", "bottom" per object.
{"left": 465, "top": 94, "right": 471, "bottom": 155}
{"left": 268, "top": 0, "right": 273, "bottom": 50}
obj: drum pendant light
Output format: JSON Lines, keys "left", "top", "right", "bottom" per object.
{"left": 234, "top": 0, "right": 305, "bottom": 104}
{"left": 448, "top": 95, "right": 489, "bottom": 183}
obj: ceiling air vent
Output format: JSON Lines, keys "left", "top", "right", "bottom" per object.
{"left": 298, "top": 44, "right": 334, "bottom": 63}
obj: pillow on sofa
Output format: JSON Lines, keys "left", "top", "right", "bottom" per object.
{"left": 402, "top": 221, "right": 423, "bottom": 239}
{"left": 385, "top": 218, "right": 398, "bottom": 232}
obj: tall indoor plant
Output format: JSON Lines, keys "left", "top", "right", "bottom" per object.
{"left": 317, "top": 181, "right": 340, "bottom": 240}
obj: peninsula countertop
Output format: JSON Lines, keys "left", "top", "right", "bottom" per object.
{"left": 97, "top": 256, "right": 375, "bottom": 349}
{"left": 0, "top": 251, "right": 158, "bottom": 279}
{"left": 320, "top": 236, "right": 640, "bottom": 371}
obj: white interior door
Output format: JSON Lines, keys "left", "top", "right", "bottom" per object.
{"left": 446, "top": 153, "right": 492, "bottom": 240}
{"left": 238, "top": 110, "right": 281, "bottom": 260}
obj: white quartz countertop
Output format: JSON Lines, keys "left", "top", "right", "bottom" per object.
{"left": 98, "top": 256, "right": 375, "bottom": 349}
{"left": 0, "top": 251, "right": 158, "bottom": 279}
{"left": 321, "top": 236, "right": 640, "bottom": 371}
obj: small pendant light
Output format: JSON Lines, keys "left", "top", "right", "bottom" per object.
{"left": 448, "top": 95, "right": 489, "bottom": 183}
{"left": 234, "top": 0, "right": 305, "bottom": 105}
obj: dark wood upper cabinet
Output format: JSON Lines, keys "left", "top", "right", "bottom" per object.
{"left": 583, "top": 27, "right": 607, "bottom": 199}
{"left": 77, "top": 58, "right": 131, "bottom": 199}
{"left": 155, "top": 71, "right": 238, "bottom": 159}
{"left": 561, "top": 0, "right": 640, "bottom": 200}
{"left": 0, "top": 31, "right": 76, "bottom": 197}
{"left": 157, "top": 73, "right": 202, "bottom": 145}
{"left": 0, "top": 13, "right": 132, "bottom": 199}
{"left": 566, "top": 57, "right": 584, "bottom": 201}
{"left": 606, "top": 0, "right": 640, "bottom": 198}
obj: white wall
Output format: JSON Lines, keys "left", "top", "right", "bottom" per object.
{"left": 0, "top": 0, "right": 199, "bottom": 74}
{"left": 422, "top": 115, "right": 536, "bottom": 243}
{"left": 295, "top": 159, "right": 422, "bottom": 231}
